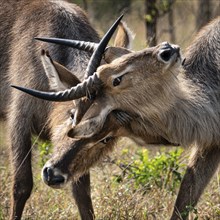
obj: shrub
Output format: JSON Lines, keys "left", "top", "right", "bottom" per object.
{"left": 33, "top": 138, "right": 52, "bottom": 168}
{"left": 113, "top": 148, "right": 186, "bottom": 193}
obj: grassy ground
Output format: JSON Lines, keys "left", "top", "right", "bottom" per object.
{"left": 1, "top": 2, "right": 220, "bottom": 218}
{"left": 0, "top": 121, "right": 219, "bottom": 220}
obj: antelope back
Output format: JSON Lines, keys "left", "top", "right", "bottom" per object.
{"left": 69, "top": 42, "right": 182, "bottom": 139}
{"left": 70, "top": 17, "right": 220, "bottom": 148}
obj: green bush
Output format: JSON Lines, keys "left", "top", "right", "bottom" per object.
{"left": 33, "top": 138, "right": 53, "bottom": 168}
{"left": 114, "top": 148, "right": 186, "bottom": 193}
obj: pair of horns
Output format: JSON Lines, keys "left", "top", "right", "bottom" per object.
{"left": 12, "top": 15, "right": 124, "bottom": 101}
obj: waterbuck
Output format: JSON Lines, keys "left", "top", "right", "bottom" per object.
{"left": 16, "top": 17, "right": 220, "bottom": 219}
{"left": 0, "top": 0, "right": 132, "bottom": 219}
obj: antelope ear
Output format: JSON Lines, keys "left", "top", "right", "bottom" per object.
{"left": 103, "top": 22, "right": 133, "bottom": 64}
{"left": 103, "top": 46, "right": 131, "bottom": 63}
{"left": 41, "top": 50, "right": 80, "bottom": 90}
{"left": 67, "top": 117, "right": 102, "bottom": 139}
{"left": 68, "top": 99, "right": 113, "bottom": 138}
{"left": 114, "top": 21, "right": 134, "bottom": 49}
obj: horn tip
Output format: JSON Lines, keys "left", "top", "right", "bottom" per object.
{"left": 34, "top": 37, "right": 48, "bottom": 42}
{"left": 34, "top": 37, "right": 41, "bottom": 40}
{"left": 11, "top": 85, "right": 25, "bottom": 91}
{"left": 11, "top": 85, "right": 26, "bottom": 92}
{"left": 11, "top": 85, "right": 18, "bottom": 89}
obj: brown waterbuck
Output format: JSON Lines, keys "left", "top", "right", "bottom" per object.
{"left": 39, "top": 49, "right": 174, "bottom": 183}
{"left": 0, "top": 0, "right": 135, "bottom": 219}
{"left": 15, "top": 17, "right": 220, "bottom": 219}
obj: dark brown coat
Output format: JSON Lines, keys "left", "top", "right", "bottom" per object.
{"left": 0, "top": 1, "right": 99, "bottom": 219}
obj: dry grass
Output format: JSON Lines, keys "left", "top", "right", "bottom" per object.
{"left": 1, "top": 2, "right": 220, "bottom": 219}
{"left": 0, "top": 125, "right": 219, "bottom": 220}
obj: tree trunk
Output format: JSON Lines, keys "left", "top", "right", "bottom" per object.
{"left": 82, "top": 0, "right": 88, "bottom": 11}
{"left": 196, "top": 0, "right": 212, "bottom": 30}
{"left": 145, "top": 0, "right": 158, "bottom": 47}
{"left": 168, "top": 0, "right": 175, "bottom": 43}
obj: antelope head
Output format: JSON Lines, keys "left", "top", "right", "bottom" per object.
{"left": 11, "top": 17, "right": 180, "bottom": 187}
{"left": 35, "top": 49, "right": 171, "bottom": 188}
{"left": 13, "top": 31, "right": 182, "bottom": 138}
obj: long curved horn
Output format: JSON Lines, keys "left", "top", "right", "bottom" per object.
{"left": 34, "top": 14, "right": 124, "bottom": 61}
{"left": 86, "top": 14, "right": 123, "bottom": 78}
{"left": 11, "top": 73, "right": 101, "bottom": 101}
{"left": 35, "top": 37, "right": 98, "bottom": 53}
{"left": 12, "top": 15, "right": 123, "bottom": 101}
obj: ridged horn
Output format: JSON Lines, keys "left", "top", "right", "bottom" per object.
{"left": 35, "top": 37, "right": 98, "bottom": 53}
{"left": 86, "top": 14, "right": 123, "bottom": 78}
{"left": 11, "top": 73, "right": 102, "bottom": 102}
{"left": 12, "top": 15, "right": 123, "bottom": 101}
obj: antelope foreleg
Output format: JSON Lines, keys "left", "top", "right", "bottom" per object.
{"left": 171, "top": 147, "right": 220, "bottom": 220}
{"left": 71, "top": 173, "right": 95, "bottom": 220}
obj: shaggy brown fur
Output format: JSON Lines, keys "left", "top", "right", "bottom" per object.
{"left": 0, "top": 0, "right": 99, "bottom": 219}
{"left": 58, "top": 17, "right": 220, "bottom": 219}
{"left": 6, "top": 2, "right": 219, "bottom": 219}
{"left": 81, "top": 18, "right": 220, "bottom": 220}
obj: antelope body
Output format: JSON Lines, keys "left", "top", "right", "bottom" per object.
{"left": 72, "top": 17, "right": 220, "bottom": 220}
{"left": 0, "top": 0, "right": 100, "bottom": 219}
{"left": 17, "top": 17, "right": 220, "bottom": 219}
{"left": 72, "top": 17, "right": 220, "bottom": 219}
{"left": 2, "top": 1, "right": 157, "bottom": 219}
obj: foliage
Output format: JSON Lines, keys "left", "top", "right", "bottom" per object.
{"left": 113, "top": 148, "right": 186, "bottom": 193}
{"left": 34, "top": 139, "right": 53, "bottom": 168}
{"left": 181, "top": 205, "right": 199, "bottom": 220}
{"left": 1, "top": 136, "right": 219, "bottom": 219}
{"left": 70, "top": 0, "right": 131, "bottom": 31}
{"left": 0, "top": 206, "right": 3, "bottom": 220}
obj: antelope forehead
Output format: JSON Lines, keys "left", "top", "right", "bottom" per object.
{"left": 110, "top": 66, "right": 133, "bottom": 79}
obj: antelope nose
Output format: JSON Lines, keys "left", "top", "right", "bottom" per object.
{"left": 165, "top": 43, "right": 179, "bottom": 52}
{"left": 171, "top": 44, "right": 180, "bottom": 53}
{"left": 42, "top": 166, "right": 66, "bottom": 187}
{"left": 159, "top": 42, "right": 180, "bottom": 62}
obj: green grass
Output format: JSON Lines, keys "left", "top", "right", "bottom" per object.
{"left": 1, "top": 131, "right": 219, "bottom": 219}
{"left": 1, "top": 2, "right": 220, "bottom": 218}
{"left": 112, "top": 148, "right": 186, "bottom": 193}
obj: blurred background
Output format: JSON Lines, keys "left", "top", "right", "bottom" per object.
{"left": 0, "top": 1, "right": 220, "bottom": 219}
{"left": 71, "top": 0, "right": 220, "bottom": 50}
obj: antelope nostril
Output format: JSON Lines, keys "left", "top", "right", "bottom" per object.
{"left": 160, "top": 49, "right": 173, "bottom": 62}
{"left": 159, "top": 44, "right": 180, "bottom": 63}
{"left": 50, "top": 175, "right": 65, "bottom": 185}
{"left": 43, "top": 167, "right": 53, "bottom": 182}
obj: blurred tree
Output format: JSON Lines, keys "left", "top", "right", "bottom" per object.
{"left": 196, "top": 0, "right": 212, "bottom": 30}
{"left": 168, "top": 0, "right": 175, "bottom": 43}
{"left": 145, "top": 0, "right": 175, "bottom": 46}
{"left": 145, "top": 0, "right": 158, "bottom": 46}
{"left": 90, "top": 0, "right": 131, "bottom": 28}
{"left": 82, "top": 0, "right": 88, "bottom": 11}
{"left": 70, "top": 0, "right": 131, "bottom": 34}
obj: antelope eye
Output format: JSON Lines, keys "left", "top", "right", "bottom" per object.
{"left": 69, "top": 109, "right": 75, "bottom": 120}
{"left": 113, "top": 76, "right": 122, "bottom": 87}
{"left": 101, "top": 136, "right": 113, "bottom": 144}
